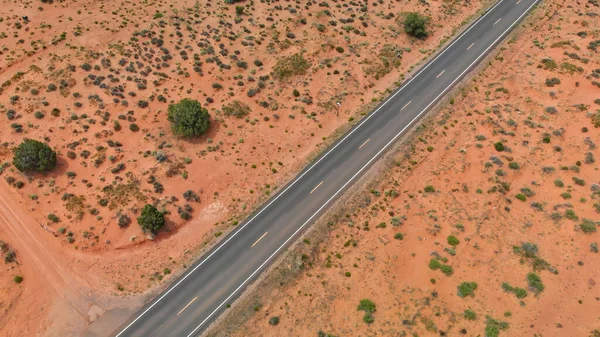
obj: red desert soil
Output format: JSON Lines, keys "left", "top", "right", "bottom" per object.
{"left": 207, "top": 0, "right": 600, "bottom": 336}
{"left": 0, "top": 0, "right": 490, "bottom": 335}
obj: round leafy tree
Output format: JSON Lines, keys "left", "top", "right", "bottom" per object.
{"left": 137, "top": 204, "right": 165, "bottom": 233}
{"left": 404, "top": 12, "right": 429, "bottom": 39}
{"left": 167, "top": 99, "right": 210, "bottom": 137}
{"left": 13, "top": 139, "right": 57, "bottom": 173}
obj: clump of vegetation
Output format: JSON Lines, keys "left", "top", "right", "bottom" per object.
{"left": 167, "top": 99, "right": 210, "bottom": 138}
{"left": 457, "top": 281, "right": 478, "bottom": 298}
{"left": 429, "top": 258, "right": 453, "bottom": 276}
{"left": 526, "top": 272, "right": 544, "bottom": 295}
{"left": 447, "top": 235, "right": 460, "bottom": 246}
{"left": 513, "top": 242, "right": 553, "bottom": 272}
{"left": 13, "top": 139, "right": 57, "bottom": 173}
{"left": 137, "top": 204, "right": 165, "bottom": 233}
{"left": 494, "top": 142, "right": 504, "bottom": 152}
{"left": 485, "top": 316, "right": 509, "bottom": 337}
{"left": 580, "top": 219, "right": 597, "bottom": 233}
{"left": 272, "top": 53, "right": 310, "bottom": 80}
{"left": 403, "top": 12, "right": 430, "bottom": 39}
{"left": 501, "top": 282, "right": 527, "bottom": 299}
{"left": 357, "top": 299, "right": 376, "bottom": 324}
{"left": 464, "top": 309, "right": 477, "bottom": 320}
{"left": 268, "top": 316, "right": 279, "bottom": 326}
{"left": 222, "top": 100, "right": 251, "bottom": 118}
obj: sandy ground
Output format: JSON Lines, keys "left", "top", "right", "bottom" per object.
{"left": 206, "top": 0, "right": 600, "bottom": 336}
{"left": 0, "top": 0, "right": 490, "bottom": 335}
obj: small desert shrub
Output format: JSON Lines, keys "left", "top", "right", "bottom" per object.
{"left": 223, "top": 100, "right": 251, "bottom": 118}
{"left": 527, "top": 272, "right": 544, "bottom": 294}
{"left": 447, "top": 236, "right": 460, "bottom": 247}
{"left": 463, "top": 310, "right": 476, "bottom": 320}
{"left": 494, "top": 142, "right": 504, "bottom": 151}
{"left": 403, "top": 12, "right": 429, "bottom": 38}
{"left": 580, "top": 221, "right": 597, "bottom": 233}
{"left": 457, "top": 282, "right": 478, "bottom": 298}
{"left": 272, "top": 53, "right": 310, "bottom": 80}
{"left": 545, "top": 77, "right": 561, "bottom": 87}
{"left": 268, "top": 316, "right": 279, "bottom": 326}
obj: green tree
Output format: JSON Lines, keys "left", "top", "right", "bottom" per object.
{"left": 167, "top": 99, "right": 210, "bottom": 138}
{"left": 13, "top": 139, "right": 57, "bottom": 173}
{"left": 404, "top": 12, "right": 429, "bottom": 39}
{"left": 137, "top": 204, "right": 165, "bottom": 233}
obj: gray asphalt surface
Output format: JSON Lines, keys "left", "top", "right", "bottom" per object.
{"left": 113, "top": 0, "right": 539, "bottom": 335}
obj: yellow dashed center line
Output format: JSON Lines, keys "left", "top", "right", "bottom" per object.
{"left": 494, "top": 18, "right": 502, "bottom": 25}
{"left": 177, "top": 297, "right": 197, "bottom": 316}
{"left": 359, "top": 139, "right": 370, "bottom": 149}
{"left": 436, "top": 70, "right": 445, "bottom": 78}
{"left": 310, "top": 181, "right": 323, "bottom": 194}
{"left": 467, "top": 43, "right": 474, "bottom": 50}
{"left": 251, "top": 232, "right": 268, "bottom": 248}
{"left": 401, "top": 100, "right": 412, "bottom": 111}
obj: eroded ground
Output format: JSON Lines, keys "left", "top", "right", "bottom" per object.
{"left": 0, "top": 0, "right": 488, "bottom": 335}
{"left": 209, "top": 0, "right": 600, "bottom": 336}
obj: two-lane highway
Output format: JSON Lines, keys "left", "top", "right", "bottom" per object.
{"left": 114, "top": 0, "right": 540, "bottom": 335}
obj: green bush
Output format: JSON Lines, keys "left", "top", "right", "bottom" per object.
{"left": 440, "top": 265, "right": 454, "bottom": 276}
{"left": 457, "top": 282, "right": 478, "bottom": 298}
{"left": 13, "top": 139, "right": 57, "bottom": 173}
{"left": 167, "top": 98, "right": 210, "bottom": 137}
{"left": 429, "top": 258, "right": 441, "bottom": 270}
{"left": 463, "top": 309, "right": 476, "bottom": 320}
{"left": 580, "top": 221, "right": 597, "bottom": 233}
{"left": 514, "top": 287, "right": 528, "bottom": 298}
{"left": 268, "top": 316, "right": 279, "bottom": 326}
{"left": 357, "top": 299, "right": 376, "bottom": 313}
{"left": 526, "top": 272, "right": 544, "bottom": 294}
{"left": 494, "top": 142, "right": 504, "bottom": 152}
{"left": 424, "top": 185, "right": 435, "bottom": 193}
{"left": 403, "top": 12, "right": 429, "bottom": 39}
{"left": 13, "top": 275, "right": 23, "bottom": 284}
{"left": 447, "top": 235, "right": 460, "bottom": 246}
{"left": 137, "top": 204, "right": 165, "bottom": 233}
{"left": 485, "top": 316, "right": 509, "bottom": 337}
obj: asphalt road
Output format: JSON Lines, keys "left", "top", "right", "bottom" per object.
{"left": 114, "top": 0, "right": 539, "bottom": 335}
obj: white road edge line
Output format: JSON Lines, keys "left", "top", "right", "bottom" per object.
{"left": 185, "top": 1, "right": 539, "bottom": 336}
{"left": 401, "top": 101, "right": 412, "bottom": 111}
{"left": 436, "top": 70, "right": 446, "bottom": 78}
{"left": 251, "top": 232, "right": 268, "bottom": 248}
{"left": 177, "top": 297, "right": 197, "bottom": 316}
{"left": 310, "top": 181, "right": 323, "bottom": 194}
{"left": 467, "top": 43, "right": 474, "bottom": 50}
{"left": 358, "top": 139, "right": 370, "bottom": 149}
{"left": 114, "top": 0, "right": 510, "bottom": 334}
